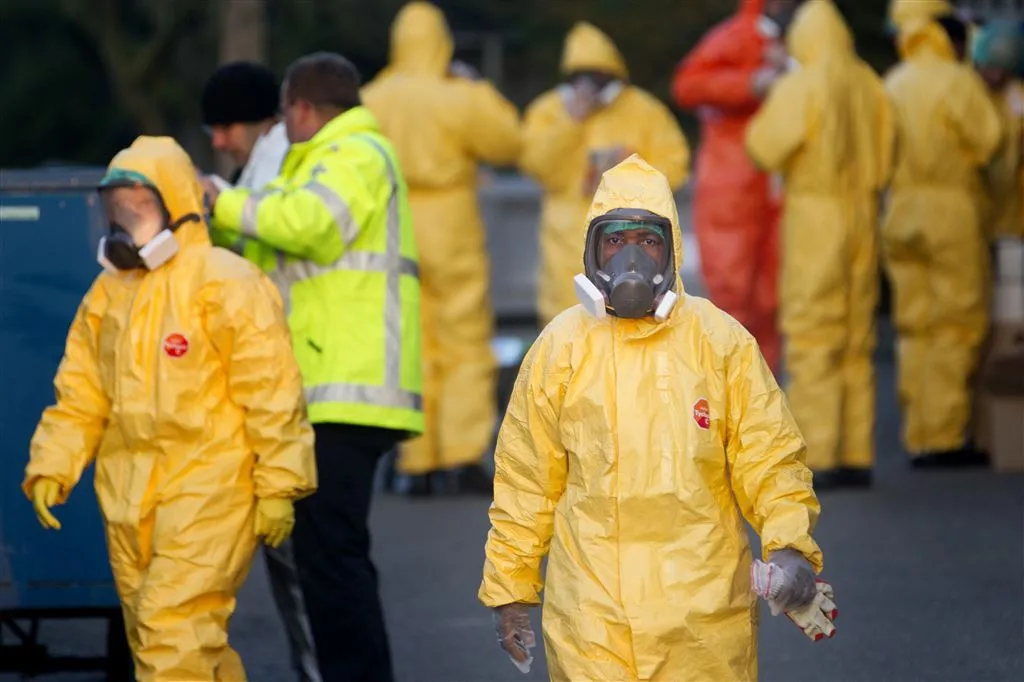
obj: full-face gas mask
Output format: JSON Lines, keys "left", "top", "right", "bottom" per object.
{"left": 575, "top": 208, "right": 679, "bottom": 321}
{"left": 557, "top": 70, "right": 625, "bottom": 108}
{"left": 96, "top": 170, "right": 195, "bottom": 273}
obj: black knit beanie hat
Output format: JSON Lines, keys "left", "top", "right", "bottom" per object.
{"left": 202, "top": 61, "right": 280, "bottom": 127}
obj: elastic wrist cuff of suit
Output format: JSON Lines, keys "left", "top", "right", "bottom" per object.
{"left": 765, "top": 545, "right": 823, "bottom": 574}
{"left": 213, "top": 188, "right": 247, "bottom": 235}
{"left": 22, "top": 474, "right": 67, "bottom": 500}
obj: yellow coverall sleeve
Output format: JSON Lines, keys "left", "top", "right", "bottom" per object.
{"left": 463, "top": 81, "right": 522, "bottom": 167}
{"left": 746, "top": 76, "right": 810, "bottom": 172}
{"left": 209, "top": 175, "right": 287, "bottom": 251}
{"left": 203, "top": 271, "right": 318, "bottom": 501}
{"left": 24, "top": 281, "right": 111, "bottom": 503}
{"left": 642, "top": 99, "right": 691, "bottom": 191}
{"left": 480, "top": 331, "right": 570, "bottom": 607}
{"left": 947, "top": 70, "right": 1005, "bottom": 167}
{"left": 724, "top": 332, "right": 824, "bottom": 572}
{"left": 519, "top": 95, "right": 586, "bottom": 194}
{"left": 212, "top": 149, "right": 384, "bottom": 266}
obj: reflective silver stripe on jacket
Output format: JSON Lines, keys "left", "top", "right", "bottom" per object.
{"left": 258, "top": 135, "right": 420, "bottom": 412}
{"left": 239, "top": 181, "right": 359, "bottom": 247}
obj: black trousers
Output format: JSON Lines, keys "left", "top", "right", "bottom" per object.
{"left": 292, "top": 423, "right": 401, "bottom": 682}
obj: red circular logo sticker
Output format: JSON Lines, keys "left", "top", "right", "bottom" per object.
{"left": 692, "top": 398, "right": 711, "bottom": 430}
{"left": 163, "top": 333, "right": 189, "bottom": 358}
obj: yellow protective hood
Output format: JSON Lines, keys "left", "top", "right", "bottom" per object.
{"left": 387, "top": 1, "right": 454, "bottom": 77}
{"left": 897, "top": 17, "right": 958, "bottom": 61}
{"left": 105, "top": 136, "right": 209, "bottom": 250}
{"left": 560, "top": 21, "right": 628, "bottom": 79}
{"left": 888, "top": 0, "right": 953, "bottom": 32}
{"left": 584, "top": 154, "right": 684, "bottom": 299}
{"left": 787, "top": 0, "right": 854, "bottom": 65}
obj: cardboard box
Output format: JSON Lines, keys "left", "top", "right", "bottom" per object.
{"left": 989, "top": 398, "right": 1024, "bottom": 473}
{"left": 974, "top": 324, "right": 1023, "bottom": 452}
{"left": 982, "top": 322, "right": 1024, "bottom": 472}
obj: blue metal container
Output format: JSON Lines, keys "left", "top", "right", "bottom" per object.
{"left": 0, "top": 167, "right": 117, "bottom": 613}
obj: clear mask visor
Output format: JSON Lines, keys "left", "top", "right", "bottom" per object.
{"left": 99, "top": 185, "right": 167, "bottom": 247}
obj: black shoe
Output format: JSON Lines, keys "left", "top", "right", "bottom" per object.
{"left": 441, "top": 464, "right": 493, "bottom": 497}
{"left": 393, "top": 473, "right": 433, "bottom": 498}
{"left": 837, "top": 467, "right": 873, "bottom": 488}
{"left": 813, "top": 468, "right": 873, "bottom": 491}
{"left": 911, "top": 446, "right": 990, "bottom": 470}
{"left": 812, "top": 469, "right": 844, "bottom": 491}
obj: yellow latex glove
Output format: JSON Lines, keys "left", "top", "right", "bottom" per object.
{"left": 254, "top": 498, "right": 295, "bottom": 548}
{"left": 30, "top": 478, "right": 63, "bottom": 530}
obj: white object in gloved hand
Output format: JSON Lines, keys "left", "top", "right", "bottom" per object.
{"left": 785, "top": 580, "right": 838, "bottom": 641}
{"left": 752, "top": 559, "right": 838, "bottom": 641}
{"left": 493, "top": 603, "right": 537, "bottom": 674}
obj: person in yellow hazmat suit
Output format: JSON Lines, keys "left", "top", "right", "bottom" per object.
{"left": 883, "top": 13, "right": 1003, "bottom": 467}
{"left": 520, "top": 21, "right": 690, "bottom": 326}
{"left": 745, "top": 0, "right": 895, "bottom": 490}
{"left": 886, "top": 0, "right": 954, "bottom": 36}
{"left": 973, "top": 20, "right": 1024, "bottom": 240}
{"left": 24, "top": 137, "right": 318, "bottom": 682}
{"left": 479, "top": 154, "right": 835, "bottom": 682}
{"left": 362, "top": 1, "right": 521, "bottom": 497}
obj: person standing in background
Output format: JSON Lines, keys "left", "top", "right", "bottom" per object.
{"left": 973, "top": 20, "right": 1024, "bottom": 240}
{"left": 886, "top": 0, "right": 955, "bottom": 37}
{"left": 882, "top": 13, "right": 1003, "bottom": 468}
{"left": 200, "top": 61, "right": 320, "bottom": 682}
{"left": 520, "top": 20, "right": 690, "bottom": 327}
{"left": 746, "top": 0, "right": 895, "bottom": 490}
{"left": 671, "top": 0, "right": 806, "bottom": 376}
{"left": 203, "top": 53, "right": 424, "bottom": 682}
{"left": 362, "top": 1, "right": 521, "bottom": 498}
{"left": 201, "top": 61, "right": 289, "bottom": 189}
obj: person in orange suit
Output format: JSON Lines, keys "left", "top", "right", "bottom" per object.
{"left": 672, "top": 0, "right": 805, "bottom": 374}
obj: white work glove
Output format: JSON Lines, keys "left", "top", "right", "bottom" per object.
{"left": 751, "top": 550, "right": 838, "bottom": 641}
{"left": 785, "top": 581, "right": 838, "bottom": 641}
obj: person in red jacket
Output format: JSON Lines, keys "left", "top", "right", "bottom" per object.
{"left": 672, "top": 0, "right": 805, "bottom": 374}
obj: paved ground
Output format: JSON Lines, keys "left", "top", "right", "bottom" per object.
{"left": 4, "top": 326, "right": 1022, "bottom": 682}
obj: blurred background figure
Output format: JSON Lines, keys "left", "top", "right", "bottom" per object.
{"left": 201, "top": 61, "right": 288, "bottom": 188}
{"left": 200, "top": 62, "right": 320, "bottom": 682}
{"left": 520, "top": 20, "right": 690, "bottom": 327}
{"left": 746, "top": 0, "right": 894, "bottom": 490}
{"left": 882, "top": 12, "right": 1003, "bottom": 468}
{"left": 362, "top": 1, "right": 521, "bottom": 499}
{"left": 671, "top": 0, "right": 803, "bottom": 375}
{"left": 973, "top": 19, "right": 1024, "bottom": 240}
{"left": 886, "top": 0, "right": 955, "bottom": 36}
